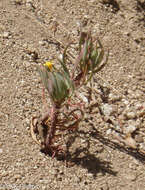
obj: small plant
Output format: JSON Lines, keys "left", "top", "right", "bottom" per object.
{"left": 31, "top": 30, "right": 109, "bottom": 157}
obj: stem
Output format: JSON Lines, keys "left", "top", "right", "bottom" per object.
{"left": 45, "top": 104, "right": 60, "bottom": 150}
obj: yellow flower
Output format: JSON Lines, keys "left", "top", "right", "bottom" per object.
{"left": 44, "top": 61, "right": 53, "bottom": 71}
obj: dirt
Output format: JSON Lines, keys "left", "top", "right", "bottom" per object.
{"left": 0, "top": 0, "right": 145, "bottom": 189}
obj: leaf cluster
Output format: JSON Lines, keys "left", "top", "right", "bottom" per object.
{"left": 76, "top": 31, "right": 109, "bottom": 84}
{"left": 36, "top": 31, "right": 108, "bottom": 106}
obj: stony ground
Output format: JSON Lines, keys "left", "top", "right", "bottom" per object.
{"left": 0, "top": 0, "right": 145, "bottom": 190}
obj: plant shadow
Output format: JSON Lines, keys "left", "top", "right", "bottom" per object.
{"left": 55, "top": 130, "right": 117, "bottom": 177}
{"left": 89, "top": 126, "right": 145, "bottom": 163}
{"left": 53, "top": 124, "right": 145, "bottom": 177}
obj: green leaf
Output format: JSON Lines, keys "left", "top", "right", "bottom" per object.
{"left": 95, "top": 49, "right": 104, "bottom": 67}
{"left": 54, "top": 72, "right": 68, "bottom": 101}
{"left": 36, "top": 65, "right": 52, "bottom": 93}
{"left": 57, "top": 43, "right": 71, "bottom": 76}
{"left": 82, "top": 40, "right": 88, "bottom": 63}
{"left": 94, "top": 50, "right": 109, "bottom": 73}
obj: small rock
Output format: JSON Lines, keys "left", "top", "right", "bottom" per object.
{"left": 128, "top": 163, "right": 137, "bottom": 170}
{"left": 39, "top": 40, "right": 46, "bottom": 46}
{"left": 125, "top": 173, "right": 136, "bottom": 181}
{"left": 81, "top": 139, "right": 86, "bottom": 143}
{"left": 115, "top": 125, "right": 122, "bottom": 132}
{"left": 126, "top": 112, "right": 136, "bottom": 119}
{"left": 109, "top": 93, "right": 122, "bottom": 102}
{"left": 140, "top": 143, "right": 145, "bottom": 151}
{"left": 127, "top": 89, "right": 133, "bottom": 95}
{"left": 58, "top": 54, "right": 63, "bottom": 61}
{"left": 101, "top": 104, "right": 113, "bottom": 116}
{"left": 135, "top": 135, "right": 144, "bottom": 143}
{"left": 1, "top": 171, "right": 9, "bottom": 177}
{"left": 3, "top": 31, "right": 10, "bottom": 38}
{"left": 106, "top": 129, "right": 112, "bottom": 135}
{"left": 79, "top": 93, "right": 88, "bottom": 104}
{"left": 122, "top": 99, "right": 129, "bottom": 105}
{"left": 124, "top": 31, "right": 130, "bottom": 36}
{"left": 0, "top": 148, "right": 3, "bottom": 153}
{"left": 124, "top": 136, "right": 137, "bottom": 149}
{"left": 134, "top": 91, "right": 142, "bottom": 99}
{"left": 87, "top": 173, "right": 93, "bottom": 178}
{"left": 50, "top": 169, "right": 58, "bottom": 176}
{"left": 135, "top": 103, "right": 143, "bottom": 110}
{"left": 135, "top": 119, "right": 141, "bottom": 128}
{"left": 91, "top": 107, "right": 99, "bottom": 114}
{"left": 123, "top": 124, "right": 136, "bottom": 134}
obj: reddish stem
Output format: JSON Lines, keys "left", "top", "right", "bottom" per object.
{"left": 45, "top": 104, "right": 59, "bottom": 151}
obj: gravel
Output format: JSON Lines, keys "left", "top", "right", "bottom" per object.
{"left": 0, "top": 0, "right": 145, "bottom": 190}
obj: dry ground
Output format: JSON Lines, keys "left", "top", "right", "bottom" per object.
{"left": 0, "top": 0, "right": 145, "bottom": 190}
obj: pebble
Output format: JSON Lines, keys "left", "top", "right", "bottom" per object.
{"left": 135, "top": 103, "right": 143, "bottom": 110}
{"left": 79, "top": 93, "right": 88, "bottom": 104}
{"left": 128, "top": 163, "right": 137, "bottom": 170}
{"left": 91, "top": 107, "right": 99, "bottom": 114}
{"left": 87, "top": 173, "right": 93, "bottom": 178}
{"left": 115, "top": 125, "right": 122, "bottom": 132}
{"left": 0, "top": 148, "right": 3, "bottom": 153}
{"left": 135, "top": 119, "right": 141, "bottom": 128}
{"left": 3, "top": 31, "right": 10, "bottom": 38}
{"left": 58, "top": 54, "right": 63, "bottom": 61}
{"left": 127, "top": 89, "right": 133, "bottom": 95}
{"left": 124, "top": 136, "right": 137, "bottom": 149}
{"left": 109, "top": 93, "right": 122, "bottom": 102}
{"left": 124, "top": 173, "right": 136, "bottom": 181}
{"left": 106, "top": 129, "right": 112, "bottom": 135}
{"left": 123, "top": 124, "right": 136, "bottom": 134}
{"left": 101, "top": 104, "right": 113, "bottom": 116}
{"left": 1, "top": 171, "right": 9, "bottom": 177}
{"left": 80, "top": 139, "right": 86, "bottom": 143}
{"left": 122, "top": 99, "right": 129, "bottom": 105}
{"left": 135, "top": 135, "right": 144, "bottom": 143}
{"left": 140, "top": 143, "right": 145, "bottom": 151}
{"left": 39, "top": 40, "right": 46, "bottom": 46}
{"left": 126, "top": 112, "right": 136, "bottom": 119}
{"left": 134, "top": 91, "right": 142, "bottom": 99}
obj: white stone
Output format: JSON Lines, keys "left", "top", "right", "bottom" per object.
{"left": 124, "top": 125, "right": 136, "bottom": 134}
{"left": 126, "top": 112, "right": 136, "bottom": 119}
{"left": 58, "top": 54, "right": 63, "bottom": 61}
{"left": 101, "top": 104, "right": 113, "bottom": 116}
{"left": 79, "top": 93, "right": 88, "bottom": 103}
{"left": 39, "top": 40, "right": 45, "bottom": 46}
{"left": 3, "top": 32, "right": 9, "bottom": 38}
{"left": 106, "top": 129, "right": 112, "bottom": 135}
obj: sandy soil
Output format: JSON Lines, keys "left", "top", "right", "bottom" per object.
{"left": 0, "top": 0, "right": 145, "bottom": 189}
